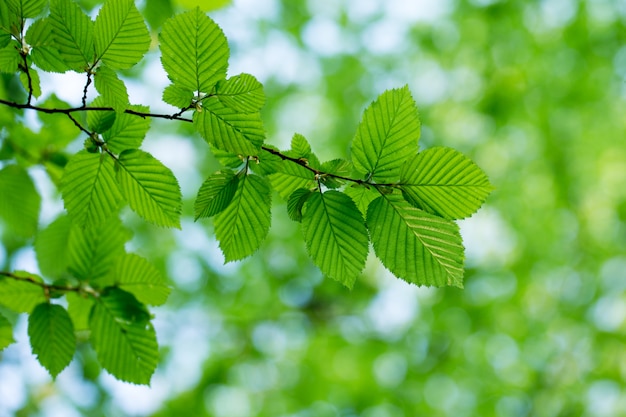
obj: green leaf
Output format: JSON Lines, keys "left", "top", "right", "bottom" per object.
{"left": 211, "top": 148, "right": 244, "bottom": 168}
{"left": 102, "top": 104, "right": 150, "bottom": 153}
{"left": 0, "top": 2, "right": 19, "bottom": 41}
{"left": 68, "top": 216, "right": 131, "bottom": 282}
{"left": 162, "top": 83, "right": 193, "bottom": 109}
{"left": 94, "top": 65, "right": 129, "bottom": 112}
{"left": 290, "top": 133, "right": 312, "bottom": 158}
{"left": 0, "top": 43, "right": 20, "bottom": 73}
{"left": 193, "top": 97, "right": 264, "bottom": 155}
{"left": 269, "top": 160, "right": 316, "bottom": 200}
{"left": 37, "top": 95, "right": 80, "bottom": 147}
{"left": 94, "top": 0, "right": 150, "bottom": 70}
{"left": 117, "top": 149, "right": 182, "bottom": 228}
{"left": 50, "top": 0, "right": 95, "bottom": 71}
{"left": 367, "top": 194, "right": 464, "bottom": 288}
{"left": 351, "top": 85, "right": 420, "bottom": 182}
{"left": 35, "top": 215, "right": 72, "bottom": 279}
{"left": 61, "top": 151, "right": 123, "bottom": 228}
{"left": 249, "top": 146, "right": 282, "bottom": 176}
{"left": 302, "top": 191, "right": 369, "bottom": 288}
{"left": 320, "top": 158, "right": 352, "bottom": 189}
{"left": 26, "top": 18, "right": 69, "bottom": 73}
{"left": 7, "top": 0, "right": 47, "bottom": 18}
{"left": 0, "top": 164, "right": 41, "bottom": 237}
{"left": 66, "top": 292, "right": 93, "bottom": 331}
{"left": 287, "top": 188, "right": 312, "bottom": 222}
{"left": 20, "top": 67, "right": 42, "bottom": 98}
{"left": 0, "top": 312, "right": 14, "bottom": 351}
{"left": 87, "top": 96, "right": 116, "bottom": 133}
{"left": 159, "top": 7, "right": 228, "bottom": 93}
{"left": 344, "top": 184, "right": 378, "bottom": 217}
{"left": 115, "top": 253, "right": 170, "bottom": 306}
{"left": 194, "top": 169, "right": 239, "bottom": 220}
{"left": 214, "top": 174, "right": 271, "bottom": 262}
{"left": 0, "top": 272, "right": 46, "bottom": 313}
{"left": 89, "top": 287, "right": 158, "bottom": 385}
{"left": 216, "top": 73, "right": 265, "bottom": 113}
{"left": 28, "top": 303, "right": 76, "bottom": 378}
{"left": 399, "top": 147, "right": 494, "bottom": 220}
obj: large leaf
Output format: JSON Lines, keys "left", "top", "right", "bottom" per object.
{"left": 102, "top": 104, "right": 150, "bottom": 153}
{"left": 67, "top": 217, "right": 130, "bottom": 283}
{"left": 116, "top": 149, "right": 182, "bottom": 228}
{"left": 351, "top": 86, "right": 420, "bottom": 182}
{"left": 216, "top": 73, "right": 265, "bottom": 113}
{"left": 6, "top": 0, "right": 47, "bottom": 19}
{"left": 302, "top": 191, "right": 369, "bottom": 288}
{"left": 0, "top": 164, "right": 41, "bottom": 237}
{"left": 26, "top": 18, "right": 69, "bottom": 73}
{"left": 367, "top": 194, "right": 464, "bottom": 288}
{"left": 399, "top": 147, "right": 494, "bottom": 219}
{"left": 194, "top": 169, "right": 239, "bottom": 220}
{"left": 89, "top": 287, "right": 158, "bottom": 385}
{"left": 94, "top": 0, "right": 150, "bottom": 70}
{"left": 28, "top": 303, "right": 76, "bottom": 378}
{"left": 0, "top": 272, "right": 47, "bottom": 313}
{"left": 94, "top": 65, "right": 129, "bottom": 112}
{"left": 0, "top": 312, "right": 14, "bottom": 351}
{"left": 159, "top": 8, "right": 228, "bottom": 93}
{"left": 115, "top": 253, "right": 170, "bottom": 306}
{"left": 193, "top": 97, "right": 264, "bottom": 155}
{"left": 61, "top": 151, "right": 122, "bottom": 228}
{"left": 35, "top": 215, "right": 72, "bottom": 279}
{"left": 50, "top": 0, "right": 95, "bottom": 71}
{"left": 214, "top": 174, "right": 271, "bottom": 262}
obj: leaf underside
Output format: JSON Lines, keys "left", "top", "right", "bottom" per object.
{"left": 28, "top": 303, "right": 76, "bottom": 378}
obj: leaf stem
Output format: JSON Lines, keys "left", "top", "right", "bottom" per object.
{"left": 0, "top": 271, "right": 98, "bottom": 297}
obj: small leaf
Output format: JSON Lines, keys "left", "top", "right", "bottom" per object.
{"left": 216, "top": 73, "right": 265, "bottom": 113}
{"left": 28, "top": 303, "right": 76, "bottom": 378}
{"left": 194, "top": 169, "right": 239, "bottom": 220}
{"left": 211, "top": 148, "right": 245, "bottom": 168}
{"left": 287, "top": 188, "right": 312, "bottom": 222}
{"left": 0, "top": 271, "right": 46, "bottom": 313}
{"left": 102, "top": 104, "right": 150, "bottom": 153}
{"left": 351, "top": 85, "right": 420, "bottom": 182}
{"left": 399, "top": 147, "right": 494, "bottom": 219}
{"left": 89, "top": 287, "right": 158, "bottom": 385}
{"left": 87, "top": 96, "right": 116, "bottom": 133}
{"left": 159, "top": 8, "right": 228, "bottom": 93}
{"left": 0, "top": 43, "right": 20, "bottom": 73}
{"left": 290, "top": 133, "right": 312, "bottom": 158}
{"left": 94, "top": 65, "right": 129, "bottom": 112}
{"left": 115, "top": 253, "right": 170, "bottom": 306}
{"left": 193, "top": 97, "right": 264, "bottom": 155}
{"left": 344, "top": 184, "right": 378, "bottom": 217}
{"left": 35, "top": 215, "right": 72, "bottom": 279}
{"left": 26, "top": 18, "right": 69, "bottom": 73}
{"left": 162, "top": 84, "right": 193, "bottom": 109}
{"left": 367, "top": 194, "right": 464, "bottom": 288}
{"left": 20, "top": 67, "right": 42, "bottom": 98}
{"left": 49, "top": 0, "right": 95, "bottom": 71}
{"left": 249, "top": 146, "right": 282, "bottom": 176}
{"left": 117, "top": 149, "right": 182, "bottom": 228}
{"left": 61, "top": 151, "right": 123, "bottom": 228}
{"left": 94, "top": 0, "right": 150, "bottom": 70}
{"left": 214, "top": 174, "right": 271, "bottom": 262}
{"left": 0, "top": 312, "right": 15, "bottom": 351}
{"left": 269, "top": 160, "right": 316, "bottom": 200}
{"left": 320, "top": 158, "right": 352, "bottom": 189}
{"left": 0, "top": 164, "right": 41, "bottom": 237}
{"left": 66, "top": 293, "right": 93, "bottom": 331}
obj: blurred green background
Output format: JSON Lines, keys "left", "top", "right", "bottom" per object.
{"left": 1, "top": 0, "right": 626, "bottom": 416}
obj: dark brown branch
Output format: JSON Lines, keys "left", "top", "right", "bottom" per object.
{"left": 0, "top": 271, "right": 97, "bottom": 297}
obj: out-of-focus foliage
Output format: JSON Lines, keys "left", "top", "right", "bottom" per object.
{"left": 1, "top": 0, "right": 625, "bottom": 416}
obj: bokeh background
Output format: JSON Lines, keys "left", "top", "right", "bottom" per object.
{"left": 1, "top": 0, "right": 626, "bottom": 416}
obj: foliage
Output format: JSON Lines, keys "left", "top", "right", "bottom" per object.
{"left": 0, "top": 0, "right": 491, "bottom": 385}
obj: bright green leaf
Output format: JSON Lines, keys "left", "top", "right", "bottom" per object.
{"left": 20, "top": 67, "right": 42, "bottom": 98}
{"left": 302, "top": 191, "right": 369, "bottom": 288}
{"left": 367, "top": 194, "right": 464, "bottom": 288}
{"left": 344, "top": 184, "right": 378, "bottom": 217}
{"left": 117, "top": 149, "right": 182, "bottom": 228}
{"left": 194, "top": 169, "right": 239, "bottom": 220}
{"left": 0, "top": 43, "right": 20, "bottom": 73}
{"left": 211, "top": 148, "right": 244, "bottom": 168}
{"left": 115, "top": 253, "right": 171, "bottom": 306}
{"left": 399, "top": 147, "right": 494, "bottom": 219}
{"left": 320, "top": 158, "right": 352, "bottom": 189}
{"left": 7, "top": 0, "right": 47, "bottom": 18}
{"left": 86, "top": 96, "right": 116, "bottom": 133}
{"left": 102, "top": 104, "right": 150, "bottom": 153}
{"left": 176, "top": 0, "right": 231, "bottom": 12}
{"left": 35, "top": 215, "right": 72, "bottom": 279}
{"left": 287, "top": 188, "right": 312, "bottom": 222}
{"left": 89, "top": 287, "right": 158, "bottom": 385}
{"left": 0, "top": 271, "right": 46, "bottom": 313}
{"left": 214, "top": 174, "right": 271, "bottom": 262}
{"left": 194, "top": 97, "right": 264, "bottom": 155}
{"left": 159, "top": 8, "right": 228, "bottom": 93}
{"left": 162, "top": 83, "right": 193, "bottom": 109}
{"left": 94, "top": 0, "right": 150, "bottom": 70}
{"left": 269, "top": 160, "right": 316, "bottom": 200}
{"left": 49, "top": 0, "right": 95, "bottom": 71}
{"left": 0, "top": 164, "right": 41, "bottom": 237}
{"left": 28, "top": 303, "right": 76, "bottom": 378}
{"left": 94, "top": 65, "right": 129, "bottom": 112}
{"left": 66, "top": 292, "right": 93, "bottom": 331}
{"left": 351, "top": 85, "right": 420, "bottom": 182}
{"left": 290, "top": 133, "right": 312, "bottom": 158}
{"left": 26, "top": 18, "right": 70, "bottom": 73}
{"left": 61, "top": 151, "right": 123, "bottom": 228}
{"left": 216, "top": 73, "right": 265, "bottom": 113}
{"left": 249, "top": 146, "right": 282, "bottom": 176}
{"left": 0, "top": 312, "right": 14, "bottom": 351}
